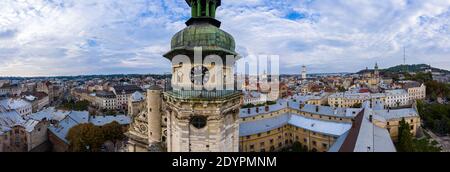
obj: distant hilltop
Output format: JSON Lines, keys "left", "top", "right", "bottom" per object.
{"left": 357, "top": 64, "right": 450, "bottom": 74}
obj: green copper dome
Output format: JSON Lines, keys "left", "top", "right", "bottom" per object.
{"left": 165, "top": 23, "right": 237, "bottom": 58}
{"left": 163, "top": 0, "right": 237, "bottom": 59}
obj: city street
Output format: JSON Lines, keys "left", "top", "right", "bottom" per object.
{"left": 424, "top": 129, "right": 450, "bottom": 152}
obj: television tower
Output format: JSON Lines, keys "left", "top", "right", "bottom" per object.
{"left": 403, "top": 47, "right": 406, "bottom": 65}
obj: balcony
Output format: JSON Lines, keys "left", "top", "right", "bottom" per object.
{"left": 165, "top": 89, "right": 242, "bottom": 101}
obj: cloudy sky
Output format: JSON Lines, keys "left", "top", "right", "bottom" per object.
{"left": 0, "top": 0, "right": 449, "bottom": 77}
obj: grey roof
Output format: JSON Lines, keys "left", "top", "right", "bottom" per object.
{"left": 48, "top": 114, "right": 82, "bottom": 143}
{"left": 113, "top": 85, "right": 143, "bottom": 94}
{"left": 353, "top": 106, "right": 396, "bottom": 152}
{"left": 148, "top": 85, "right": 162, "bottom": 91}
{"left": 28, "top": 107, "right": 70, "bottom": 121}
{"left": 48, "top": 111, "right": 130, "bottom": 143}
{"left": 374, "top": 108, "right": 419, "bottom": 121}
{"left": 288, "top": 114, "right": 352, "bottom": 136}
{"left": 239, "top": 98, "right": 362, "bottom": 119}
{"left": 239, "top": 114, "right": 289, "bottom": 137}
{"left": 69, "top": 111, "right": 89, "bottom": 124}
{"left": 328, "top": 131, "right": 349, "bottom": 152}
{"left": 89, "top": 115, "right": 131, "bottom": 126}
{"left": 239, "top": 113, "right": 352, "bottom": 137}
{"left": 0, "top": 110, "right": 25, "bottom": 133}
{"left": 239, "top": 101, "right": 287, "bottom": 118}
{"left": 385, "top": 89, "right": 408, "bottom": 95}
{"left": 95, "top": 91, "right": 116, "bottom": 98}
{"left": 131, "top": 91, "right": 144, "bottom": 102}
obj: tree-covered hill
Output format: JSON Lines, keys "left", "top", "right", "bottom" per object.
{"left": 357, "top": 64, "right": 450, "bottom": 74}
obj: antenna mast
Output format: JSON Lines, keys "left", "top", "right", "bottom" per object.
{"left": 403, "top": 47, "right": 406, "bottom": 65}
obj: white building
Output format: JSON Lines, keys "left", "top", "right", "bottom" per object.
{"left": 111, "top": 85, "right": 143, "bottom": 110}
{"left": 406, "top": 83, "right": 426, "bottom": 102}
{"left": 385, "top": 89, "right": 410, "bottom": 107}
{"left": 0, "top": 84, "right": 21, "bottom": 96}
{"left": 1, "top": 110, "right": 50, "bottom": 152}
{"left": 94, "top": 91, "right": 117, "bottom": 110}
{"left": 0, "top": 98, "right": 33, "bottom": 117}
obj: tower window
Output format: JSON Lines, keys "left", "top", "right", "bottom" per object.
{"left": 190, "top": 116, "right": 207, "bottom": 129}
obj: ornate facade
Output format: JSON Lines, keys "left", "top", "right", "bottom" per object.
{"left": 127, "top": 0, "right": 242, "bottom": 152}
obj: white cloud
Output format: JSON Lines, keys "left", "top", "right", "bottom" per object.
{"left": 0, "top": 0, "right": 449, "bottom": 76}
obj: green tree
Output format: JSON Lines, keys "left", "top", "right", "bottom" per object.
{"left": 412, "top": 138, "right": 441, "bottom": 152}
{"left": 58, "top": 100, "right": 90, "bottom": 111}
{"left": 351, "top": 103, "right": 362, "bottom": 108}
{"left": 291, "top": 141, "right": 307, "bottom": 152}
{"left": 425, "top": 80, "right": 450, "bottom": 101}
{"left": 102, "top": 121, "right": 125, "bottom": 147}
{"left": 67, "top": 123, "right": 105, "bottom": 152}
{"left": 397, "top": 118, "right": 414, "bottom": 152}
{"left": 337, "top": 86, "right": 346, "bottom": 92}
{"left": 241, "top": 103, "right": 255, "bottom": 108}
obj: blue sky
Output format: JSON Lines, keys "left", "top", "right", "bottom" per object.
{"left": 0, "top": 0, "right": 449, "bottom": 76}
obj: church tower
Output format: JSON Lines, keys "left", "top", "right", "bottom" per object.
{"left": 301, "top": 65, "right": 307, "bottom": 80}
{"left": 163, "top": 0, "right": 242, "bottom": 152}
{"left": 374, "top": 62, "right": 379, "bottom": 78}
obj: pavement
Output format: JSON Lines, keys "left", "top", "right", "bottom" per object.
{"left": 424, "top": 129, "right": 450, "bottom": 152}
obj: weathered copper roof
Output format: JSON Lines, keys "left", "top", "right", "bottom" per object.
{"left": 164, "top": 22, "right": 237, "bottom": 58}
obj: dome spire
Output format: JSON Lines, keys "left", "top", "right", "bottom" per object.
{"left": 186, "top": 0, "right": 221, "bottom": 18}
{"left": 185, "top": 0, "right": 222, "bottom": 27}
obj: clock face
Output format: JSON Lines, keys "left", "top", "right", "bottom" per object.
{"left": 138, "top": 124, "right": 147, "bottom": 133}
{"left": 190, "top": 65, "right": 210, "bottom": 85}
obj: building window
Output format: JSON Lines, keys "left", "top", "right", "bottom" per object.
{"left": 249, "top": 145, "right": 254, "bottom": 149}
{"left": 246, "top": 136, "right": 250, "bottom": 139}
{"left": 312, "top": 141, "right": 317, "bottom": 146}
{"left": 190, "top": 116, "right": 207, "bottom": 129}
{"left": 260, "top": 149, "right": 266, "bottom": 152}
{"left": 257, "top": 133, "right": 261, "bottom": 137}
{"left": 322, "top": 143, "right": 328, "bottom": 148}
{"left": 278, "top": 143, "right": 282, "bottom": 147}
{"left": 267, "top": 131, "right": 271, "bottom": 134}
{"left": 260, "top": 142, "right": 265, "bottom": 146}
{"left": 270, "top": 139, "right": 274, "bottom": 144}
